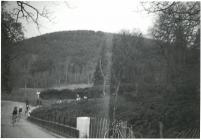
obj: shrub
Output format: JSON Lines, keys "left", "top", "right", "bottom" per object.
{"left": 40, "top": 86, "right": 103, "bottom": 100}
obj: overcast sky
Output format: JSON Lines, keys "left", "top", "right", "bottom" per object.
{"left": 6, "top": 0, "right": 156, "bottom": 39}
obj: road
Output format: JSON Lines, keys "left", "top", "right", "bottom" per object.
{"left": 1, "top": 100, "right": 61, "bottom": 138}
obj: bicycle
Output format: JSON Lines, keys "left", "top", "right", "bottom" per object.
{"left": 17, "top": 112, "right": 22, "bottom": 122}
{"left": 103, "top": 120, "right": 142, "bottom": 138}
{"left": 104, "top": 120, "right": 128, "bottom": 138}
{"left": 11, "top": 114, "right": 17, "bottom": 127}
{"left": 25, "top": 105, "right": 30, "bottom": 117}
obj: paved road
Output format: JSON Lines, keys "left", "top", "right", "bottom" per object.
{"left": 1, "top": 100, "right": 60, "bottom": 138}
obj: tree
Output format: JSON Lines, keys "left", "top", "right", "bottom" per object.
{"left": 144, "top": 2, "right": 200, "bottom": 46}
{"left": 93, "top": 60, "right": 104, "bottom": 85}
{"left": 143, "top": 1, "right": 200, "bottom": 94}
{"left": 143, "top": 1, "right": 200, "bottom": 136}
{"left": 94, "top": 42, "right": 107, "bottom": 95}
{"left": 1, "top": 1, "right": 50, "bottom": 93}
{"left": 11, "top": 1, "right": 50, "bottom": 30}
{"left": 111, "top": 31, "right": 143, "bottom": 89}
{"left": 1, "top": 2, "right": 24, "bottom": 93}
{"left": 108, "top": 31, "right": 144, "bottom": 136}
{"left": 146, "top": 1, "right": 200, "bottom": 91}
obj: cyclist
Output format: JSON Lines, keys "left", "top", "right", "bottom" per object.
{"left": 25, "top": 99, "right": 29, "bottom": 107}
{"left": 18, "top": 106, "right": 23, "bottom": 121}
{"left": 25, "top": 99, "right": 29, "bottom": 115}
{"left": 25, "top": 104, "right": 30, "bottom": 116}
{"left": 12, "top": 106, "right": 18, "bottom": 126}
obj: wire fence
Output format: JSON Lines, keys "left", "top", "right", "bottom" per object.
{"left": 89, "top": 117, "right": 135, "bottom": 138}
{"left": 28, "top": 114, "right": 136, "bottom": 138}
{"left": 28, "top": 115, "right": 79, "bottom": 138}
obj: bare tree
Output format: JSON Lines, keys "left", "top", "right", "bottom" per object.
{"left": 1, "top": 1, "right": 52, "bottom": 92}
{"left": 142, "top": 1, "right": 200, "bottom": 46}
{"left": 142, "top": 2, "right": 200, "bottom": 135}
{"left": 12, "top": 1, "right": 50, "bottom": 30}
{"left": 99, "top": 58, "right": 107, "bottom": 96}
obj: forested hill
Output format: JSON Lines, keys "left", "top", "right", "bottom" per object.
{"left": 11, "top": 30, "right": 107, "bottom": 88}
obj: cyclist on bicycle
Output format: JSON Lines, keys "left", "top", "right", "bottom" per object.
{"left": 18, "top": 106, "right": 23, "bottom": 121}
{"left": 25, "top": 99, "right": 29, "bottom": 106}
{"left": 25, "top": 104, "right": 29, "bottom": 115}
{"left": 12, "top": 106, "right": 18, "bottom": 126}
{"left": 19, "top": 106, "right": 23, "bottom": 114}
{"left": 25, "top": 99, "right": 30, "bottom": 115}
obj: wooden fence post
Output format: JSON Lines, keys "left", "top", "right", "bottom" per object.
{"left": 59, "top": 116, "right": 61, "bottom": 134}
{"left": 159, "top": 121, "right": 163, "bottom": 138}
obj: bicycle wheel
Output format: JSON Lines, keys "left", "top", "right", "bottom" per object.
{"left": 104, "top": 128, "right": 122, "bottom": 138}
{"left": 11, "top": 115, "right": 15, "bottom": 126}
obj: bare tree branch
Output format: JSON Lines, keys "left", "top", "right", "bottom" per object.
{"left": 12, "top": 1, "right": 51, "bottom": 30}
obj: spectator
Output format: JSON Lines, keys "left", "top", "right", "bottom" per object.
{"left": 76, "top": 94, "right": 81, "bottom": 101}
{"left": 84, "top": 96, "right": 88, "bottom": 100}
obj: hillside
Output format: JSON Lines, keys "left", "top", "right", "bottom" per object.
{"left": 31, "top": 32, "right": 199, "bottom": 138}
{"left": 10, "top": 30, "right": 107, "bottom": 88}
{"left": 8, "top": 30, "right": 199, "bottom": 138}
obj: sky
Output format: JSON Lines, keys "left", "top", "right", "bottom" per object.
{"left": 6, "top": 0, "right": 157, "bottom": 39}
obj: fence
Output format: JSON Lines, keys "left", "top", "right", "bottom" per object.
{"left": 29, "top": 108, "right": 136, "bottom": 138}
{"left": 89, "top": 117, "right": 135, "bottom": 138}
{"left": 89, "top": 117, "right": 110, "bottom": 138}
{"left": 176, "top": 128, "right": 200, "bottom": 138}
{"left": 28, "top": 115, "right": 79, "bottom": 138}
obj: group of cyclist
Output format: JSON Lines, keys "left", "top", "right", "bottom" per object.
{"left": 11, "top": 100, "right": 30, "bottom": 126}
